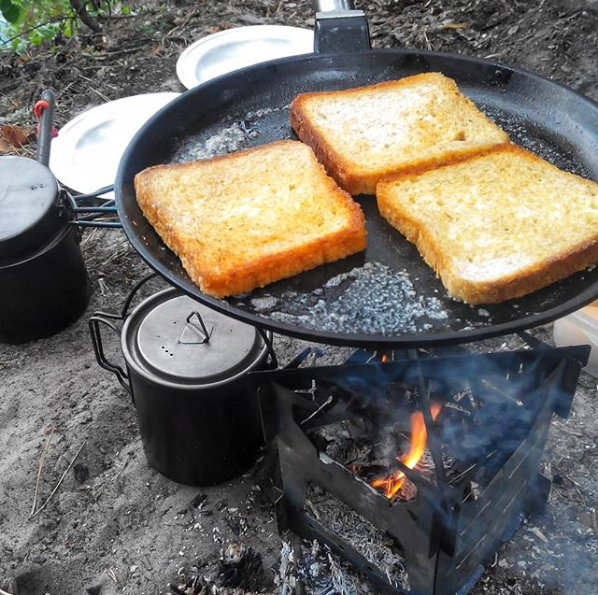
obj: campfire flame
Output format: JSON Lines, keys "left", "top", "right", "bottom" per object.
{"left": 372, "top": 403, "right": 442, "bottom": 499}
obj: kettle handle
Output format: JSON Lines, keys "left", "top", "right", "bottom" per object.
{"left": 89, "top": 315, "right": 132, "bottom": 400}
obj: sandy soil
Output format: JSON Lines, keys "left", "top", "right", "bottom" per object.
{"left": 1, "top": 1, "right": 597, "bottom": 594}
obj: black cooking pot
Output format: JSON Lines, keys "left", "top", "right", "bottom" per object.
{"left": 0, "top": 92, "right": 90, "bottom": 343}
{"left": 89, "top": 276, "right": 276, "bottom": 486}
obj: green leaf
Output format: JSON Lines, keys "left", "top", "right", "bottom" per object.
{"left": 0, "top": 0, "right": 21, "bottom": 24}
{"left": 121, "top": 5, "right": 130, "bottom": 15}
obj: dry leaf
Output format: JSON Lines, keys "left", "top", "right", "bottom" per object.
{"left": 0, "top": 140, "right": 13, "bottom": 154}
{"left": 1, "top": 123, "right": 35, "bottom": 149}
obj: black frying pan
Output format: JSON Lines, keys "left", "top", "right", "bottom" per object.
{"left": 115, "top": 1, "right": 598, "bottom": 348}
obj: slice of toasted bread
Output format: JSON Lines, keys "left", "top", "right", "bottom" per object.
{"left": 376, "top": 144, "right": 598, "bottom": 305}
{"left": 134, "top": 140, "right": 366, "bottom": 298}
{"left": 290, "top": 72, "right": 509, "bottom": 195}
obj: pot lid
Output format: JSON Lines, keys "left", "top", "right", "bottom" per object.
{"left": 0, "top": 156, "right": 61, "bottom": 262}
{"left": 124, "top": 289, "right": 268, "bottom": 388}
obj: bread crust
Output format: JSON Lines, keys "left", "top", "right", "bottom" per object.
{"left": 290, "top": 73, "right": 510, "bottom": 195}
{"left": 377, "top": 144, "right": 598, "bottom": 305}
{"left": 135, "top": 140, "right": 366, "bottom": 298}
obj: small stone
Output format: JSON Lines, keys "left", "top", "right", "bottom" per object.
{"left": 130, "top": 565, "right": 138, "bottom": 573}
{"left": 73, "top": 463, "right": 90, "bottom": 484}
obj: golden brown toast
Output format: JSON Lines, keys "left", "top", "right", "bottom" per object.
{"left": 290, "top": 72, "right": 509, "bottom": 195}
{"left": 134, "top": 140, "right": 366, "bottom": 298}
{"left": 376, "top": 144, "right": 598, "bottom": 304}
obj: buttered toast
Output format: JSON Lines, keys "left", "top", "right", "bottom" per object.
{"left": 376, "top": 144, "right": 598, "bottom": 305}
{"left": 134, "top": 140, "right": 366, "bottom": 298}
{"left": 290, "top": 72, "right": 509, "bottom": 195}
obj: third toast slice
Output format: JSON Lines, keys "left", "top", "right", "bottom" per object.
{"left": 376, "top": 144, "right": 598, "bottom": 305}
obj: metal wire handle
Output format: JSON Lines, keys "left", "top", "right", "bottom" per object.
{"left": 89, "top": 316, "right": 132, "bottom": 398}
{"left": 257, "top": 328, "right": 278, "bottom": 369}
{"left": 66, "top": 184, "right": 122, "bottom": 229}
{"left": 120, "top": 272, "right": 159, "bottom": 319}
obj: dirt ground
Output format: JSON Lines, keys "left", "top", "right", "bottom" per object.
{"left": 1, "top": 1, "right": 598, "bottom": 594}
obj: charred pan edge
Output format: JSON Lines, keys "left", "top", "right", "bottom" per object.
{"left": 376, "top": 144, "right": 598, "bottom": 305}
{"left": 290, "top": 73, "right": 510, "bottom": 196}
{"left": 134, "top": 142, "right": 367, "bottom": 299}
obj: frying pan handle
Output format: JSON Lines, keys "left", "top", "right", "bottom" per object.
{"left": 89, "top": 315, "right": 133, "bottom": 399}
{"left": 314, "top": 0, "right": 370, "bottom": 54}
{"left": 316, "top": 0, "right": 355, "bottom": 9}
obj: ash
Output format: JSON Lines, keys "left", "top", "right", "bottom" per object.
{"left": 297, "top": 541, "right": 359, "bottom": 595}
{"left": 304, "top": 484, "right": 410, "bottom": 592}
{"left": 269, "top": 262, "right": 449, "bottom": 336}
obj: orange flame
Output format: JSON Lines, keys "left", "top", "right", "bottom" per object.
{"left": 372, "top": 403, "right": 442, "bottom": 499}
{"left": 381, "top": 354, "right": 389, "bottom": 363}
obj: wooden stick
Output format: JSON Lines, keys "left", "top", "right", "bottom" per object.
{"left": 31, "top": 427, "right": 55, "bottom": 515}
{"left": 30, "top": 439, "right": 87, "bottom": 519}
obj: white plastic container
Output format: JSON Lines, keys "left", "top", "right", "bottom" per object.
{"left": 554, "top": 303, "right": 598, "bottom": 378}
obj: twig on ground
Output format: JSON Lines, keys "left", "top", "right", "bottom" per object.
{"left": 552, "top": 419, "right": 584, "bottom": 437}
{"left": 164, "top": 10, "right": 201, "bottom": 40}
{"left": 98, "top": 276, "right": 109, "bottom": 296}
{"left": 78, "top": 77, "right": 111, "bottom": 102}
{"left": 30, "top": 439, "right": 87, "bottom": 518}
{"left": 108, "top": 567, "right": 118, "bottom": 583}
{"left": 98, "top": 13, "right": 135, "bottom": 20}
{"left": 31, "top": 426, "right": 55, "bottom": 515}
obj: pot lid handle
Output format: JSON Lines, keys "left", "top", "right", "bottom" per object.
{"left": 180, "top": 311, "right": 213, "bottom": 345}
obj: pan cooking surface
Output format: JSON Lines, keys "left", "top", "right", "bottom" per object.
{"left": 118, "top": 50, "right": 598, "bottom": 346}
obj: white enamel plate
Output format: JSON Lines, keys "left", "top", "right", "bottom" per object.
{"left": 49, "top": 93, "right": 180, "bottom": 199}
{"left": 176, "top": 25, "right": 315, "bottom": 89}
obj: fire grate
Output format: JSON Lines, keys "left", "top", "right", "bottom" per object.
{"left": 253, "top": 344, "right": 589, "bottom": 595}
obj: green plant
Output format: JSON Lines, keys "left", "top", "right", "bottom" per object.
{"left": 0, "top": 1, "right": 128, "bottom": 54}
